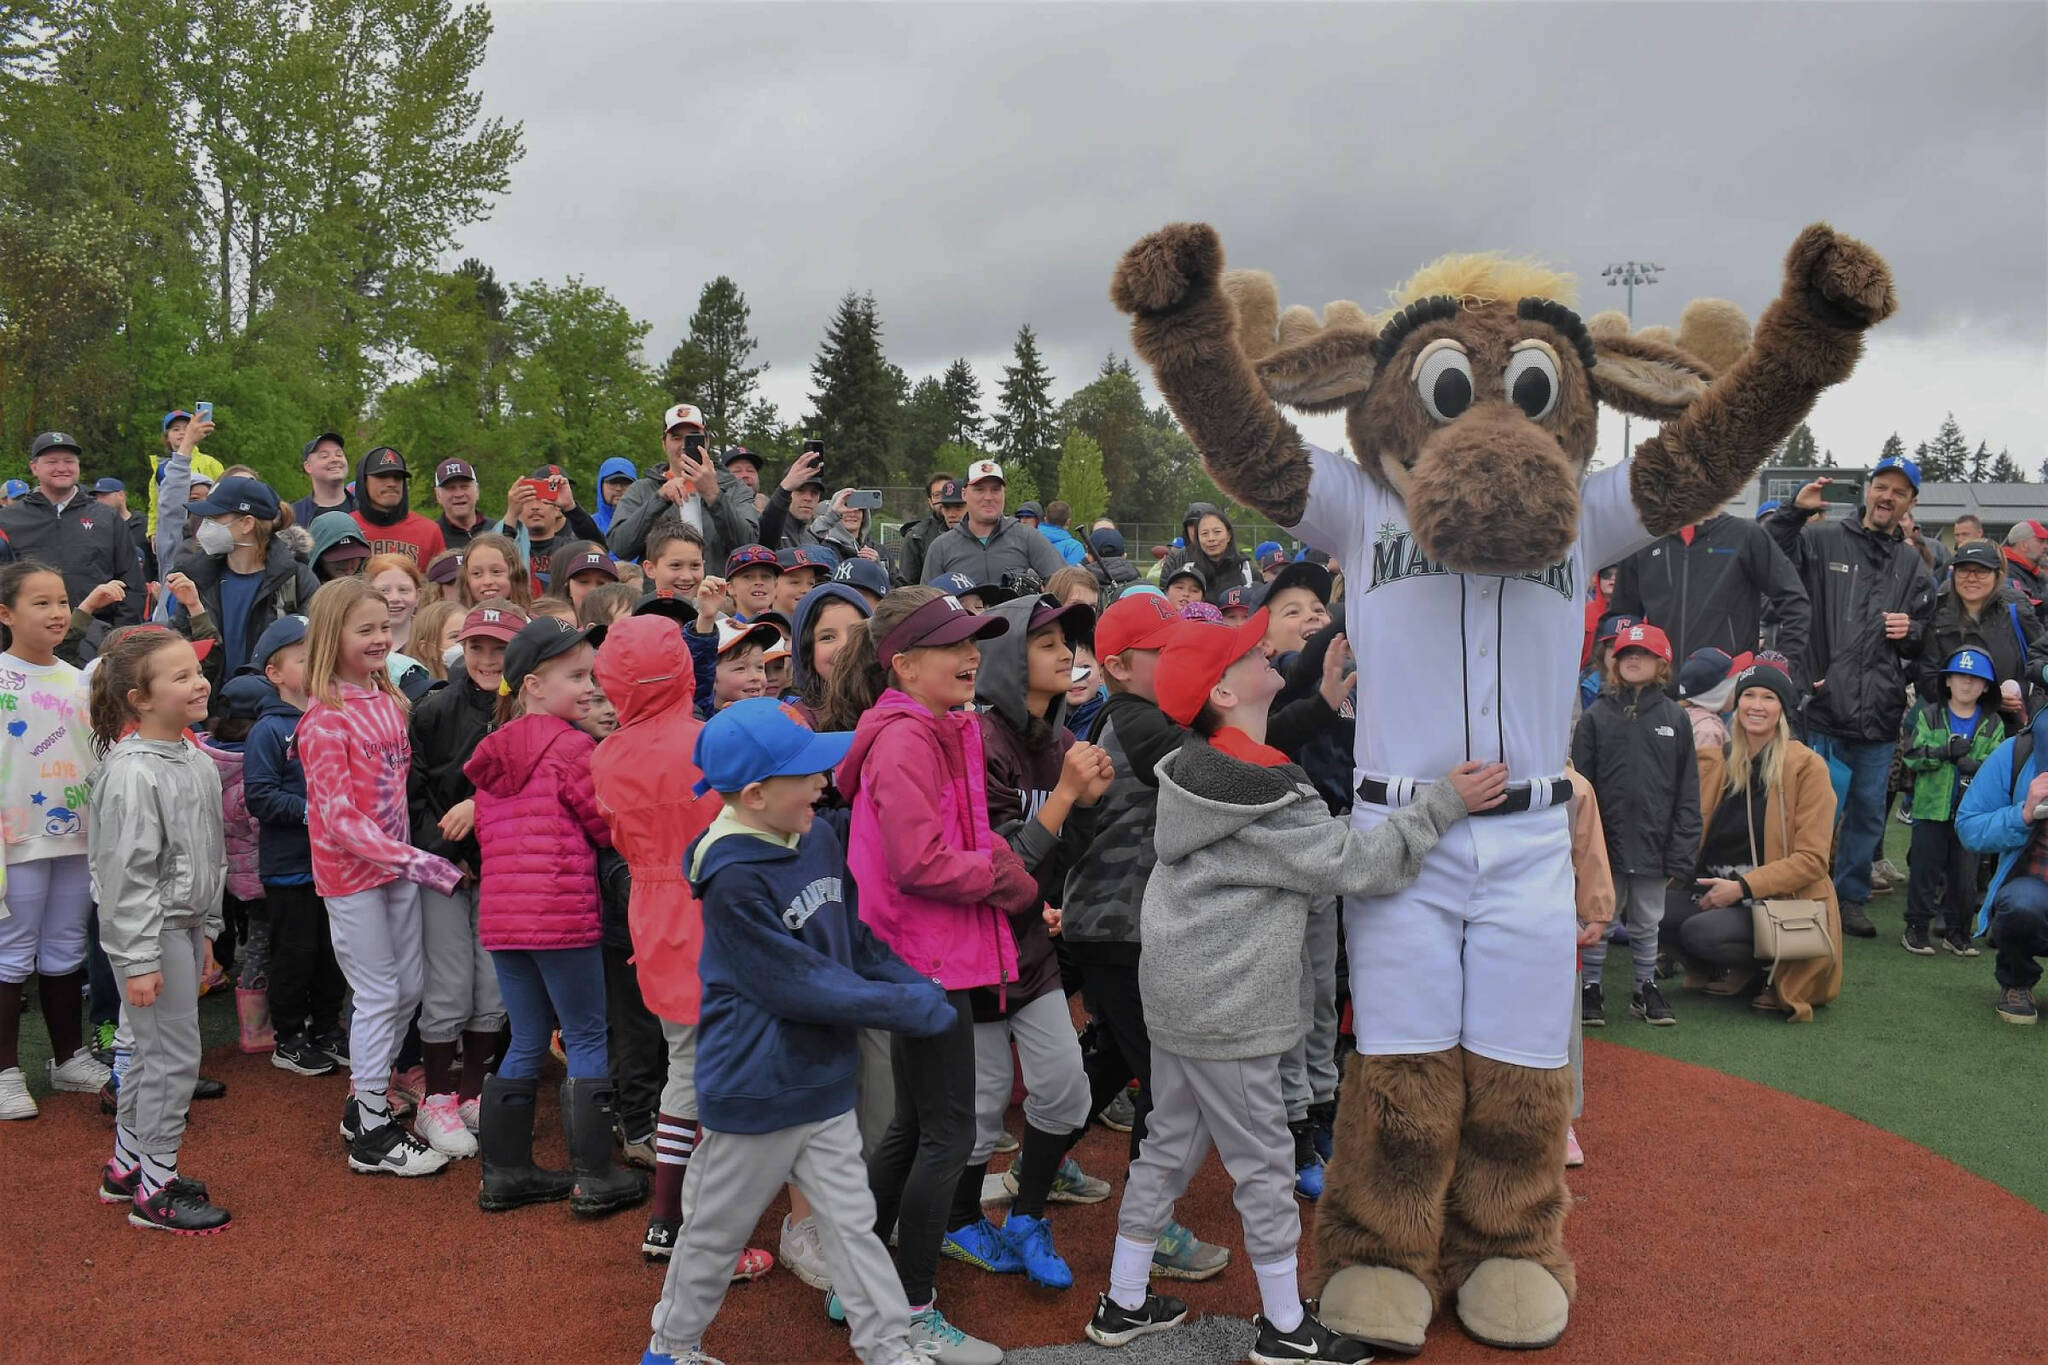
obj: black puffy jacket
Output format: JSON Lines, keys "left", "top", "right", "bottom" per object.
{"left": 1610, "top": 514, "right": 1811, "bottom": 688}
{"left": 406, "top": 664, "right": 497, "bottom": 867}
{"left": 1570, "top": 684, "right": 1701, "bottom": 879}
{"left": 1767, "top": 506, "right": 1933, "bottom": 742}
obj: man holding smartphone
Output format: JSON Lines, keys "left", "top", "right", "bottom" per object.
{"left": 605, "top": 403, "right": 759, "bottom": 566}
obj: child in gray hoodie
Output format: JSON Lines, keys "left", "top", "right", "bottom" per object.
{"left": 1084, "top": 609, "right": 1506, "bottom": 1365}
{"left": 88, "top": 626, "right": 232, "bottom": 1234}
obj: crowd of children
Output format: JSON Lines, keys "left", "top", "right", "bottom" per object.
{"left": 4, "top": 470, "right": 2041, "bottom": 1364}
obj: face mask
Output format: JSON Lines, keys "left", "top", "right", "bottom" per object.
{"left": 195, "top": 519, "right": 237, "bottom": 556}
{"left": 443, "top": 643, "right": 464, "bottom": 671}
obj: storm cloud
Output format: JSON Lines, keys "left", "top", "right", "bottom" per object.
{"left": 462, "top": 1, "right": 2047, "bottom": 468}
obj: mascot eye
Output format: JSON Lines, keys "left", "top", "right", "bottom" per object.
{"left": 1414, "top": 344, "right": 1474, "bottom": 423}
{"left": 1503, "top": 344, "right": 1561, "bottom": 421}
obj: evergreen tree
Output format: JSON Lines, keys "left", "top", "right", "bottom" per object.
{"left": 805, "top": 291, "right": 898, "bottom": 488}
{"left": 939, "top": 358, "right": 983, "bottom": 447}
{"left": 1967, "top": 440, "right": 1992, "bottom": 484}
{"left": 1057, "top": 364, "right": 1180, "bottom": 524}
{"left": 1056, "top": 430, "right": 1110, "bottom": 528}
{"left": 1099, "top": 352, "right": 1137, "bottom": 381}
{"left": 897, "top": 375, "right": 954, "bottom": 473}
{"left": 1989, "top": 449, "right": 2024, "bottom": 483}
{"left": 990, "top": 324, "right": 1058, "bottom": 496}
{"left": 1920, "top": 413, "right": 1969, "bottom": 483}
{"left": 1774, "top": 422, "right": 1818, "bottom": 466}
{"left": 1878, "top": 432, "right": 1906, "bottom": 463}
{"left": 660, "top": 275, "right": 764, "bottom": 447}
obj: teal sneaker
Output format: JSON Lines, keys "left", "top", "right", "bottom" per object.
{"left": 997, "top": 1211, "right": 1073, "bottom": 1289}
{"left": 1151, "top": 1219, "right": 1230, "bottom": 1281}
{"left": 1004, "top": 1155, "right": 1111, "bottom": 1205}
{"left": 941, "top": 1217, "right": 1023, "bottom": 1274}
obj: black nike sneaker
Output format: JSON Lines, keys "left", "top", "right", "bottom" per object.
{"left": 1250, "top": 1306, "right": 1376, "bottom": 1364}
{"left": 1084, "top": 1290, "right": 1188, "bottom": 1348}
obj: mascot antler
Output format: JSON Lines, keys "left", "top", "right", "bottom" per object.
{"left": 1222, "top": 271, "right": 1380, "bottom": 414}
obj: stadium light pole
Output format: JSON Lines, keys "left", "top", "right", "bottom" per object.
{"left": 1602, "top": 261, "right": 1663, "bottom": 455}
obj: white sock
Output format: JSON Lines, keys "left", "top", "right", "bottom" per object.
{"left": 1253, "top": 1256, "right": 1303, "bottom": 1333}
{"left": 1108, "top": 1234, "right": 1157, "bottom": 1310}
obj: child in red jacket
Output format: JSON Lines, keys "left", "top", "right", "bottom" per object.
{"left": 466, "top": 616, "right": 643, "bottom": 1219}
{"left": 592, "top": 615, "right": 774, "bottom": 1276}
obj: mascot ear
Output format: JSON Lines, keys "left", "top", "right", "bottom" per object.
{"left": 1223, "top": 270, "right": 1379, "bottom": 414}
{"left": 1589, "top": 333, "right": 1717, "bottom": 421}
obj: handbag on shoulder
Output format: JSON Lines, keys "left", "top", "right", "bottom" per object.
{"left": 1745, "top": 784, "right": 1833, "bottom": 981}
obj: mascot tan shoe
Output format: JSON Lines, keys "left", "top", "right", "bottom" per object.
{"left": 1318, "top": 1264, "right": 1435, "bottom": 1357}
{"left": 1455, "top": 1257, "right": 1570, "bottom": 1350}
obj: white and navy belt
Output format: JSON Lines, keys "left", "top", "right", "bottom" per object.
{"left": 1356, "top": 773, "right": 1571, "bottom": 817}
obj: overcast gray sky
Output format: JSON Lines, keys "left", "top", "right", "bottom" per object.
{"left": 463, "top": 1, "right": 2048, "bottom": 474}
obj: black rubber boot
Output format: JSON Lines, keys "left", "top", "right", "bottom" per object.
{"left": 561, "top": 1076, "right": 648, "bottom": 1218}
{"left": 477, "top": 1074, "right": 572, "bottom": 1213}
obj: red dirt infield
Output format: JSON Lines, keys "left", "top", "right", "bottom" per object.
{"left": 5, "top": 1038, "right": 2045, "bottom": 1364}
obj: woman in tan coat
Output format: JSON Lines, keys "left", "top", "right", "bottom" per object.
{"left": 1669, "top": 663, "right": 1843, "bottom": 1022}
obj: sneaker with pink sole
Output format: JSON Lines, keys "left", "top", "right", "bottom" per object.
{"left": 1565, "top": 1126, "right": 1585, "bottom": 1168}
{"left": 416, "top": 1093, "right": 478, "bottom": 1159}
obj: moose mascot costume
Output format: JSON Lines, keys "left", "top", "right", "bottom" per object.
{"left": 1109, "top": 221, "right": 1894, "bottom": 1353}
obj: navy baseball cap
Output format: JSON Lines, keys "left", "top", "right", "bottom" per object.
{"left": 832, "top": 557, "right": 890, "bottom": 598}
{"left": 92, "top": 477, "right": 125, "bottom": 495}
{"left": 244, "top": 614, "right": 309, "bottom": 676}
{"left": 1872, "top": 454, "right": 1921, "bottom": 491}
{"left": 302, "top": 432, "right": 345, "bottom": 460}
{"left": 219, "top": 673, "right": 272, "bottom": 721}
{"left": 1218, "top": 583, "right": 1264, "bottom": 613}
{"left": 1016, "top": 501, "right": 1043, "bottom": 522}
{"left": 29, "top": 431, "right": 81, "bottom": 460}
{"left": 1676, "top": 647, "right": 1736, "bottom": 699}
{"left": 778, "top": 546, "right": 838, "bottom": 575}
{"left": 722, "top": 446, "right": 764, "bottom": 471}
{"left": 930, "top": 571, "right": 979, "bottom": 597}
{"left": 1944, "top": 647, "right": 1994, "bottom": 681}
{"left": 1091, "top": 527, "right": 1125, "bottom": 557}
{"left": 936, "top": 479, "right": 966, "bottom": 506}
{"left": 189, "top": 476, "right": 280, "bottom": 521}
{"left": 725, "top": 544, "right": 780, "bottom": 577}
{"left": 692, "top": 697, "right": 857, "bottom": 797}
{"left": 1595, "top": 613, "right": 1639, "bottom": 644}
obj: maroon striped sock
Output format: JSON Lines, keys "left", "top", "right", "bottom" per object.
{"left": 653, "top": 1112, "right": 697, "bottom": 1219}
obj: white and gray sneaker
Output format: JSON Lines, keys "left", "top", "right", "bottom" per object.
{"left": 414, "top": 1093, "right": 478, "bottom": 1159}
{"left": 47, "top": 1047, "right": 112, "bottom": 1093}
{"left": 779, "top": 1213, "right": 832, "bottom": 1289}
{"left": 348, "top": 1119, "right": 452, "bottom": 1176}
{"left": 0, "top": 1066, "right": 37, "bottom": 1120}
{"left": 906, "top": 1302, "right": 1002, "bottom": 1365}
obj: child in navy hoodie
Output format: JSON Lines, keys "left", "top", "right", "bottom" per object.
{"left": 642, "top": 698, "right": 953, "bottom": 1365}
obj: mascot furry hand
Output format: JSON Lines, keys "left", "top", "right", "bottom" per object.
{"left": 1111, "top": 222, "right": 1892, "bottom": 1354}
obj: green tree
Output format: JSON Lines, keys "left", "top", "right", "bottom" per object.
{"left": 1772, "top": 422, "right": 1818, "bottom": 467}
{"left": 660, "top": 275, "right": 764, "bottom": 447}
{"left": 1878, "top": 432, "right": 1906, "bottom": 463}
{"left": 500, "top": 276, "right": 667, "bottom": 494}
{"left": 1004, "top": 462, "right": 1039, "bottom": 511}
{"left": 897, "top": 376, "right": 954, "bottom": 474}
{"left": 939, "top": 358, "right": 983, "bottom": 446}
{"left": 1989, "top": 449, "right": 2024, "bottom": 483}
{"left": 373, "top": 258, "right": 517, "bottom": 483}
{"left": 932, "top": 440, "right": 988, "bottom": 483}
{"left": 805, "top": 291, "right": 898, "bottom": 488}
{"left": 990, "top": 324, "right": 1057, "bottom": 495}
{"left": 1920, "top": 414, "right": 1969, "bottom": 483}
{"left": 1056, "top": 430, "right": 1110, "bottom": 528}
{"left": 733, "top": 397, "right": 797, "bottom": 467}
{"left": 1966, "top": 441, "right": 1992, "bottom": 484}
{"left": 1056, "top": 365, "right": 1185, "bottom": 525}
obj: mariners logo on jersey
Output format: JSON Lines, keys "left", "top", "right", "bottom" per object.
{"left": 1368, "top": 521, "right": 1575, "bottom": 601}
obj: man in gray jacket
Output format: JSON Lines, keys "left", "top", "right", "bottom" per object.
{"left": 920, "top": 459, "right": 1066, "bottom": 589}
{"left": 1085, "top": 608, "right": 1497, "bottom": 1361}
{"left": 606, "top": 402, "right": 759, "bottom": 564}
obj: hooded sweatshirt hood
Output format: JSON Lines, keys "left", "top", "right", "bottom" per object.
{"left": 465, "top": 712, "right": 584, "bottom": 797}
{"left": 594, "top": 457, "right": 639, "bottom": 534}
{"left": 308, "top": 510, "right": 365, "bottom": 561}
{"left": 354, "top": 450, "right": 411, "bottom": 527}
{"left": 1150, "top": 737, "right": 1308, "bottom": 865}
{"left": 974, "top": 595, "right": 1071, "bottom": 734}
{"left": 596, "top": 616, "right": 696, "bottom": 730}
{"left": 791, "top": 583, "right": 872, "bottom": 694}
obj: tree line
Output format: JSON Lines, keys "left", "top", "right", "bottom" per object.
{"left": 1769, "top": 417, "right": 2025, "bottom": 484}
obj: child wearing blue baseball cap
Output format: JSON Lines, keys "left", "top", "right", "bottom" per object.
{"left": 1900, "top": 646, "right": 2004, "bottom": 957}
{"left": 642, "top": 698, "right": 955, "bottom": 1365}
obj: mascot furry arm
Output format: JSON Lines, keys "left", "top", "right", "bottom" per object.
{"left": 1109, "top": 222, "right": 1895, "bottom": 575}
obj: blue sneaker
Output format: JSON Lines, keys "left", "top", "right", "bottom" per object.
{"left": 638, "top": 1351, "right": 721, "bottom": 1365}
{"left": 1295, "top": 1154, "right": 1325, "bottom": 1201}
{"left": 998, "top": 1211, "right": 1073, "bottom": 1289}
{"left": 942, "top": 1216, "right": 1024, "bottom": 1273}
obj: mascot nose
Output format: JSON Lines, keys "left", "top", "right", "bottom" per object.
{"left": 1401, "top": 402, "right": 1582, "bottom": 577}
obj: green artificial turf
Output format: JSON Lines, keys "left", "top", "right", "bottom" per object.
{"left": 1601, "top": 820, "right": 2048, "bottom": 1211}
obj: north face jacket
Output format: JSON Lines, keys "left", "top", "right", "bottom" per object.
{"left": 466, "top": 713, "right": 613, "bottom": 952}
{"left": 1609, "top": 514, "right": 1811, "bottom": 688}
{"left": 1570, "top": 683, "right": 1702, "bottom": 879}
{"left": 1767, "top": 506, "right": 1933, "bottom": 742}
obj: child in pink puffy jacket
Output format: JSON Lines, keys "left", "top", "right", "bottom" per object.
{"left": 204, "top": 676, "right": 274, "bottom": 1053}
{"left": 465, "top": 617, "right": 643, "bottom": 1218}
{"left": 833, "top": 587, "right": 1041, "bottom": 1353}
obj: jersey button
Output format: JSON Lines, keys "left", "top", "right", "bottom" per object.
{"left": 1480, "top": 704, "right": 1491, "bottom": 715}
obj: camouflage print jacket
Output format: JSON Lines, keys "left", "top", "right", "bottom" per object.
{"left": 1060, "top": 691, "right": 1184, "bottom": 962}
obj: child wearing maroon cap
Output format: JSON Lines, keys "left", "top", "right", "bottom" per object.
{"left": 1569, "top": 621, "right": 1700, "bottom": 1028}
{"left": 1087, "top": 610, "right": 1503, "bottom": 1362}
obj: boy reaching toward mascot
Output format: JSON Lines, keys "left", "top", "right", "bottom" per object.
{"left": 1107, "top": 220, "right": 1894, "bottom": 1353}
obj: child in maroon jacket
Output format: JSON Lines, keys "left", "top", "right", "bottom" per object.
{"left": 466, "top": 616, "right": 643, "bottom": 1218}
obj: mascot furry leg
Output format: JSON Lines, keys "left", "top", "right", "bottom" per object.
{"left": 1110, "top": 218, "right": 1894, "bottom": 1352}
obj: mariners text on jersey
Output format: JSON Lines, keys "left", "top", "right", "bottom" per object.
{"left": 1370, "top": 522, "right": 1576, "bottom": 601}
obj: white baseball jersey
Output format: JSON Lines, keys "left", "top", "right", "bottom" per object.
{"left": 1289, "top": 446, "right": 1655, "bottom": 787}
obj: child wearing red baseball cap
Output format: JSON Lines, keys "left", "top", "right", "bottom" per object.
{"left": 1086, "top": 610, "right": 1506, "bottom": 1362}
{"left": 1568, "top": 620, "right": 1700, "bottom": 1028}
